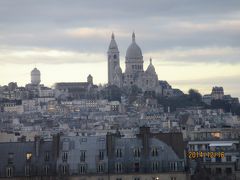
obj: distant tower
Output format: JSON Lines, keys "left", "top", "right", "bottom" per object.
{"left": 108, "top": 33, "right": 120, "bottom": 85}
{"left": 31, "top": 68, "right": 41, "bottom": 85}
{"left": 87, "top": 74, "right": 93, "bottom": 84}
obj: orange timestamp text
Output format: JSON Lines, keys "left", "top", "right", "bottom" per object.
{"left": 187, "top": 151, "right": 225, "bottom": 159}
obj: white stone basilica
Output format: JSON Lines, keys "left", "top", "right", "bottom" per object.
{"left": 108, "top": 32, "right": 162, "bottom": 94}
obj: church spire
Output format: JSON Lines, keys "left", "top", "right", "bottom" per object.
{"left": 111, "top": 32, "right": 115, "bottom": 40}
{"left": 132, "top": 32, "right": 135, "bottom": 43}
{"left": 150, "top": 57, "right": 152, "bottom": 64}
{"left": 108, "top": 32, "right": 118, "bottom": 51}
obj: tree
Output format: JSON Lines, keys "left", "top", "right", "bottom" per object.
{"left": 188, "top": 89, "right": 202, "bottom": 103}
{"left": 99, "top": 85, "right": 122, "bottom": 102}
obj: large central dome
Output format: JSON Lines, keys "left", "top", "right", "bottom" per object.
{"left": 126, "top": 32, "right": 143, "bottom": 61}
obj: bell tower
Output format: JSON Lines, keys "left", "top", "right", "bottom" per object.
{"left": 107, "top": 33, "right": 120, "bottom": 85}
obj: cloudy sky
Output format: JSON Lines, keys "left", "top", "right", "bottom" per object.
{"left": 0, "top": 0, "right": 240, "bottom": 97}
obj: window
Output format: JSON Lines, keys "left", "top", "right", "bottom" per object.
{"left": 116, "top": 149, "right": 122, "bottom": 158}
{"left": 134, "top": 148, "right": 140, "bottom": 158}
{"left": 62, "top": 141, "right": 69, "bottom": 151}
{"left": 26, "top": 152, "right": 32, "bottom": 162}
{"left": 205, "top": 157, "right": 211, "bottom": 162}
{"left": 152, "top": 162, "right": 159, "bottom": 172}
{"left": 226, "top": 167, "right": 232, "bottom": 174}
{"left": 97, "top": 163, "right": 105, "bottom": 173}
{"left": 216, "top": 168, "right": 222, "bottom": 174}
{"left": 115, "top": 163, "right": 122, "bottom": 173}
{"left": 79, "top": 164, "right": 87, "bottom": 174}
{"left": 134, "top": 162, "right": 140, "bottom": 172}
{"left": 8, "top": 153, "right": 14, "bottom": 164}
{"left": 171, "top": 177, "right": 177, "bottom": 180}
{"left": 99, "top": 138, "right": 105, "bottom": 141}
{"left": 226, "top": 155, "right": 232, "bottom": 162}
{"left": 134, "top": 178, "right": 140, "bottom": 180}
{"left": 151, "top": 147, "right": 158, "bottom": 157}
{"left": 62, "top": 152, "right": 68, "bottom": 162}
{"left": 6, "top": 167, "right": 13, "bottom": 177}
{"left": 116, "top": 178, "right": 122, "bottom": 180}
{"left": 25, "top": 165, "right": 31, "bottom": 176}
{"left": 43, "top": 165, "right": 50, "bottom": 176}
{"left": 80, "top": 151, "right": 86, "bottom": 162}
{"left": 99, "top": 150, "right": 104, "bottom": 160}
{"left": 114, "top": 54, "right": 117, "bottom": 59}
{"left": 81, "top": 138, "right": 87, "bottom": 142}
{"left": 170, "top": 162, "right": 177, "bottom": 171}
{"left": 216, "top": 157, "right": 222, "bottom": 162}
{"left": 44, "top": 151, "right": 50, "bottom": 161}
{"left": 62, "top": 165, "right": 68, "bottom": 175}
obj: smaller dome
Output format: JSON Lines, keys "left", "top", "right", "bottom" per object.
{"left": 146, "top": 58, "right": 156, "bottom": 74}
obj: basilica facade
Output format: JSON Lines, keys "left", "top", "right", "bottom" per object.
{"left": 107, "top": 32, "right": 162, "bottom": 94}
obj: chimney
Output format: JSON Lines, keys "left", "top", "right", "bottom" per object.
{"left": 52, "top": 133, "right": 61, "bottom": 159}
{"left": 139, "top": 126, "right": 150, "bottom": 156}
{"left": 34, "top": 136, "right": 41, "bottom": 158}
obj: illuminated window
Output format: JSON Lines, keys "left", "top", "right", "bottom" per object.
{"left": 26, "top": 153, "right": 32, "bottom": 161}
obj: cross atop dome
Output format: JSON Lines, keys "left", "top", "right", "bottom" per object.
{"left": 150, "top": 57, "right": 152, "bottom": 64}
{"left": 132, "top": 32, "right": 135, "bottom": 42}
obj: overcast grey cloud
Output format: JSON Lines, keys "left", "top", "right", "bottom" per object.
{"left": 0, "top": 0, "right": 240, "bottom": 58}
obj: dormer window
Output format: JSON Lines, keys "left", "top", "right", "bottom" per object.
{"left": 133, "top": 148, "right": 141, "bottom": 158}
{"left": 151, "top": 147, "right": 158, "bottom": 157}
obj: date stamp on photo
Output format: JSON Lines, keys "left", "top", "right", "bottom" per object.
{"left": 187, "top": 151, "right": 225, "bottom": 159}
